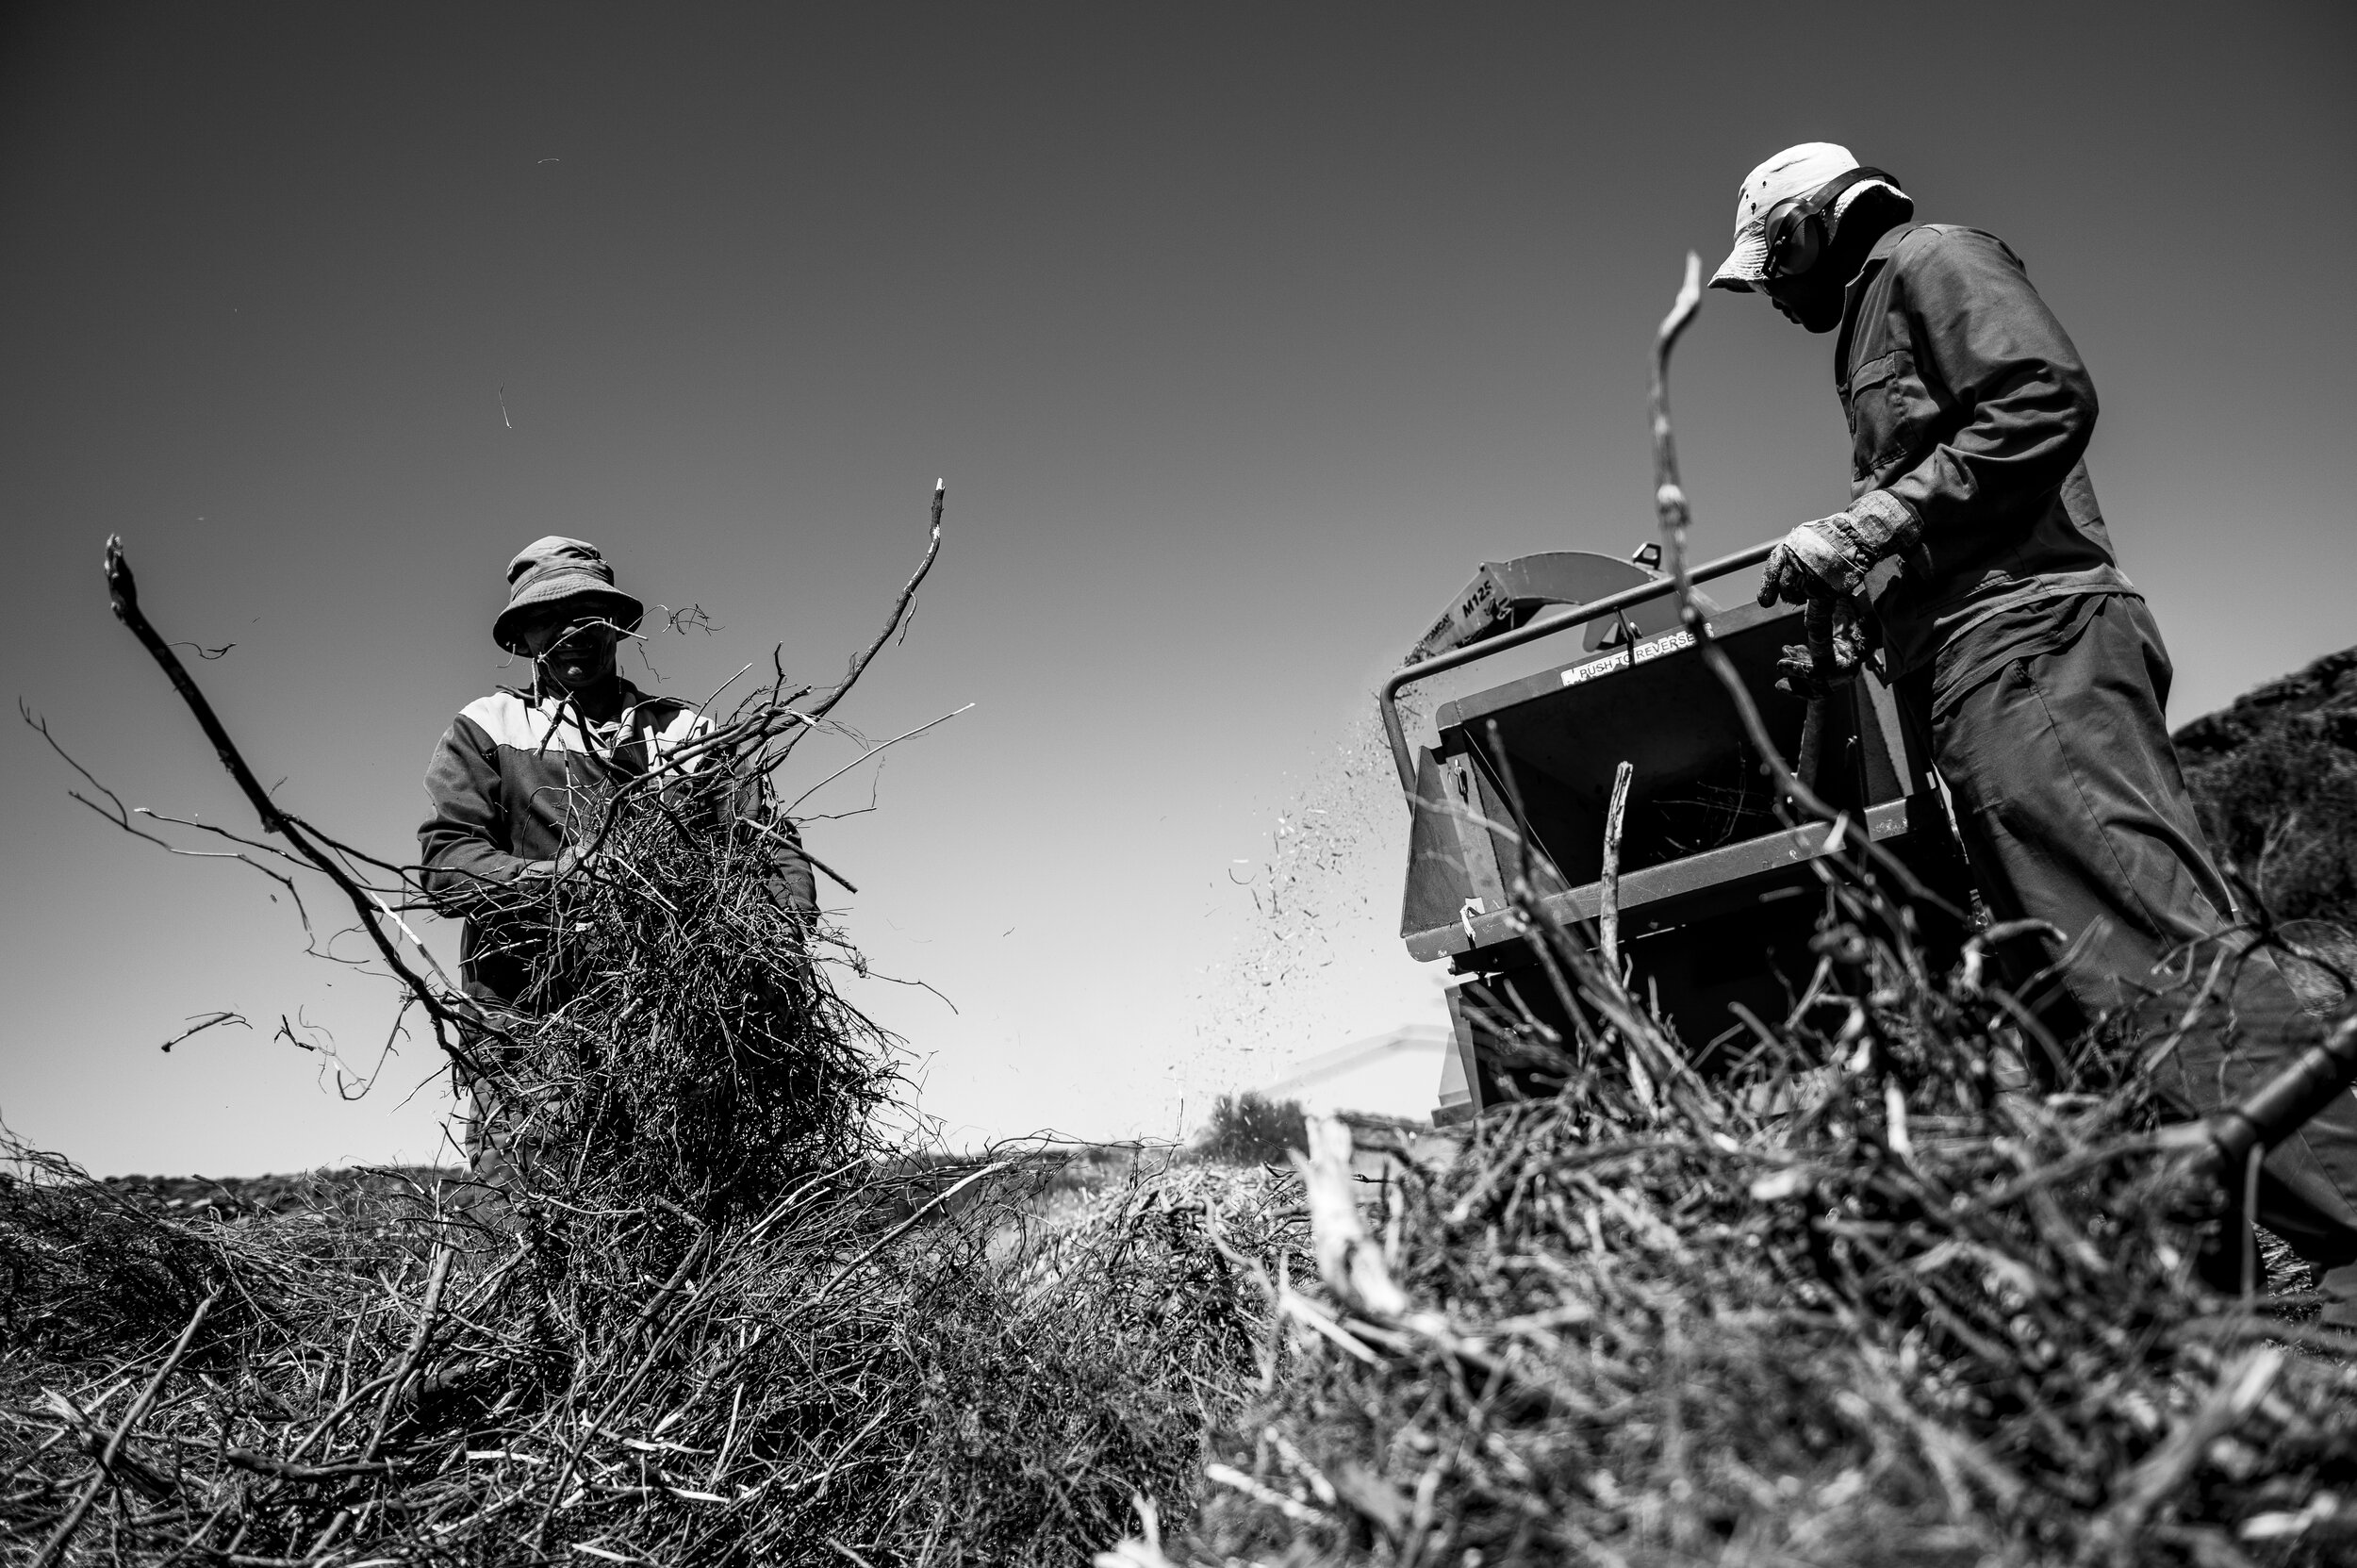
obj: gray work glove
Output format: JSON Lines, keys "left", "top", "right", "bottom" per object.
{"left": 1775, "top": 600, "right": 1872, "bottom": 698}
{"left": 521, "top": 844, "right": 601, "bottom": 882}
{"left": 1756, "top": 490, "right": 1920, "bottom": 607}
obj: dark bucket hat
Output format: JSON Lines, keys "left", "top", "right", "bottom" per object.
{"left": 491, "top": 536, "right": 646, "bottom": 653}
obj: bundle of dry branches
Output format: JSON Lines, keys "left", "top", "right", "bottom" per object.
{"left": 455, "top": 783, "right": 903, "bottom": 1252}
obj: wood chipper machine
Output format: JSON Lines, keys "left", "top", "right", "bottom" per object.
{"left": 1379, "top": 540, "right": 1971, "bottom": 1123}
{"left": 1373, "top": 253, "right": 2357, "bottom": 1285}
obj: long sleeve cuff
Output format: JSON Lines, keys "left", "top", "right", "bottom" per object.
{"left": 1816, "top": 489, "right": 1924, "bottom": 597}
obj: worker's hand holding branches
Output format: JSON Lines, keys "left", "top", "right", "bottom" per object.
{"left": 521, "top": 844, "right": 602, "bottom": 883}
{"left": 1759, "top": 492, "right": 1915, "bottom": 695}
{"left": 1757, "top": 520, "right": 1854, "bottom": 607}
{"left": 1775, "top": 601, "right": 1871, "bottom": 698}
{"left": 1755, "top": 490, "right": 1920, "bottom": 607}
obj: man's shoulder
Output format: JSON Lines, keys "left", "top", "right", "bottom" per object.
{"left": 452, "top": 688, "right": 547, "bottom": 751}
{"left": 618, "top": 683, "right": 708, "bottom": 735}
{"left": 1889, "top": 223, "right": 2028, "bottom": 282}
{"left": 444, "top": 685, "right": 710, "bottom": 755}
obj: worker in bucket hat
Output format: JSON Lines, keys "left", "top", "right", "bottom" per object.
{"left": 417, "top": 536, "right": 817, "bottom": 1207}
{"left": 488, "top": 536, "right": 646, "bottom": 668}
{"left": 1716, "top": 142, "right": 2357, "bottom": 1320}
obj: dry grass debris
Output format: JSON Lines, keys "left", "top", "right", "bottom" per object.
{"left": 1113, "top": 866, "right": 2357, "bottom": 1567}
{"left": 1, "top": 784, "right": 1294, "bottom": 1564}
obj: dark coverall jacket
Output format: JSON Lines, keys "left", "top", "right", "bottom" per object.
{"left": 1838, "top": 222, "right": 2357, "bottom": 1287}
{"left": 418, "top": 678, "right": 817, "bottom": 1182}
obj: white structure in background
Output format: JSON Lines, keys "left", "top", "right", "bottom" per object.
{"left": 1254, "top": 1024, "right": 1451, "bottom": 1119}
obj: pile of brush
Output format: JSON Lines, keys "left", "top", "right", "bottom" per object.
{"left": 0, "top": 759, "right": 1301, "bottom": 1565}
{"left": 0, "top": 780, "right": 1297, "bottom": 1564}
{"left": 2, "top": 501, "right": 1301, "bottom": 1566}
{"left": 1109, "top": 858, "right": 2357, "bottom": 1568}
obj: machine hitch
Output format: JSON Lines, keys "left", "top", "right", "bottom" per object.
{"left": 2177, "top": 1012, "right": 2357, "bottom": 1295}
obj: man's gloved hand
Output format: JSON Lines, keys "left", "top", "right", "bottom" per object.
{"left": 1775, "top": 600, "right": 1873, "bottom": 699}
{"left": 552, "top": 844, "right": 599, "bottom": 879}
{"left": 521, "top": 844, "right": 601, "bottom": 881}
{"left": 1757, "top": 519, "right": 1854, "bottom": 607}
{"left": 1756, "top": 490, "right": 1920, "bottom": 607}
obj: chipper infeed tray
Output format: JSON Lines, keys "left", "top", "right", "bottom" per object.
{"left": 1379, "top": 543, "right": 1970, "bottom": 1123}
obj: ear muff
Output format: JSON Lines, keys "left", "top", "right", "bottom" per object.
{"left": 1761, "top": 197, "right": 1827, "bottom": 279}
{"left": 1760, "top": 166, "right": 1903, "bottom": 283}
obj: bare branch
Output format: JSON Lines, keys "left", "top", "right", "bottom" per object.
{"left": 558, "top": 489, "right": 948, "bottom": 866}
{"left": 100, "top": 537, "right": 501, "bottom": 1083}
{"left": 134, "top": 805, "right": 319, "bottom": 874}
{"left": 159, "top": 1012, "right": 250, "bottom": 1053}
{"left": 1644, "top": 257, "right": 1956, "bottom": 916}
{"left": 783, "top": 702, "right": 973, "bottom": 811}
{"left": 773, "top": 480, "right": 946, "bottom": 762}
{"left": 1599, "top": 760, "right": 1634, "bottom": 974}
{"left": 21, "top": 701, "right": 156, "bottom": 839}
{"left": 33, "top": 1291, "right": 219, "bottom": 1568}
{"left": 25, "top": 701, "right": 324, "bottom": 930}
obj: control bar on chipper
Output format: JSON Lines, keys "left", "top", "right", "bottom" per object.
{"left": 1377, "top": 539, "right": 1776, "bottom": 795}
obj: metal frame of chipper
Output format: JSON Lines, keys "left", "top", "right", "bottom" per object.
{"left": 1379, "top": 541, "right": 1971, "bottom": 1123}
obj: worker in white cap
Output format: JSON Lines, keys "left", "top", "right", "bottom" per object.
{"left": 1714, "top": 143, "right": 2357, "bottom": 1318}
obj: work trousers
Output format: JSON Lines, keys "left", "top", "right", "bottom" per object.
{"left": 457, "top": 1067, "right": 543, "bottom": 1192}
{"left": 451, "top": 996, "right": 560, "bottom": 1229}
{"left": 1898, "top": 595, "right": 2357, "bottom": 1279}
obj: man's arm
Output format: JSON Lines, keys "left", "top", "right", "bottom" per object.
{"left": 1879, "top": 226, "right": 2099, "bottom": 547}
{"left": 418, "top": 715, "right": 543, "bottom": 913}
{"left": 719, "top": 769, "right": 817, "bottom": 916}
{"left": 759, "top": 809, "right": 819, "bottom": 916}
{"left": 1763, "top": 227, "right": 2101, "bottom": 611}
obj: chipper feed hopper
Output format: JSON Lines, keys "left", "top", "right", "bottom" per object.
{"left": 1381, "top": 540, "right": 1969, "bottom": 1123}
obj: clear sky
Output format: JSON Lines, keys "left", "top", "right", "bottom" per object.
{"left": 4, "top": 2, "right": 2351, "bottom": 1177}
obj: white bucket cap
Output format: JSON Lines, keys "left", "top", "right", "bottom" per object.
{"left": 1709, "top": 141, "right": 1907, "bottom": 291}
